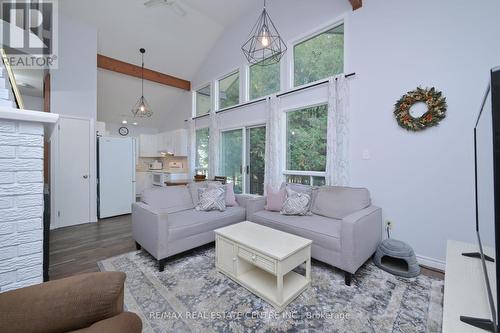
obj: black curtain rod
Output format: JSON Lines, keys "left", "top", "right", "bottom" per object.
{"left": 277, "top": 72, "right": 356, "bottom": 98}
{"left": 216, "top": 97, "right": 267, "bottom": 114}
{"left": 186, "top": 72, "right": 356, "bottom": 122}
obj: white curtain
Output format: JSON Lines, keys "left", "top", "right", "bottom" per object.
{"left": 326, "top": 74, "right": 350, "bottom": 186}
{"left": 208, "top": 110, "right": 220, "bottom": 179}
{"left": 187, "top": 119, "right": 196, "bottom": 178}
{"left": 263, "top": 95, "right": 282, "bottom": 194}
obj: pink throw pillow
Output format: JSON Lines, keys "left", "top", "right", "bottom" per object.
{"left": 225, "top": 182, "right": 239, "bottom": 207}
{"left": 265, "top": 185, "right": 286, "bottom": 212}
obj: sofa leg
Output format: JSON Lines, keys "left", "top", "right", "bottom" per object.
{"left": 135, "top": 242, "right": 141, "bottom": 251}
{"left": 158, "top": 259, "right": 167, "bottom": 272}
{"left": 344, "top": 272, "right": 352, "bottom": 286}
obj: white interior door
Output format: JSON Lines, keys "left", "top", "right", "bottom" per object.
{"left": 98, "top": 137, "right": 135, "bottom": 218}
{"left": 57, "top": 117, "right": 91, "bottom": 228}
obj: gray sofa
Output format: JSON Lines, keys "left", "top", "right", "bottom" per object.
{"left": 247, "top": 186, "right": 382, "bottom": 285}
{"left": 132, "top": 184, "right": 249, "bottom": 271}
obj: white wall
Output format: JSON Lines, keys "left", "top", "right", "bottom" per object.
{"left": 50, "top": 14, "right": 98, "bottom": 223}
{"left": 190, "top": 0, "right": 500, "bottom": 266}
{"left": 0, "top": 120, "right": 44, "bottom": 291}
{"left": 104, "top": 122, "right": 159, "bottom": 138}
{"left": 51, "top": 14, "right": 97, "bottom": 119}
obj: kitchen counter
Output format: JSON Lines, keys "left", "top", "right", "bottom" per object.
{"left": 165, "top": 180, "right": 192, "bottom": 186}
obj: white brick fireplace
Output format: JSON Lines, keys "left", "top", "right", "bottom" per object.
{"left": 0, "top": 108, "right": 58, "bottom": 292}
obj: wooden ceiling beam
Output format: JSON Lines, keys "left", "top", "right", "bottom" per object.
{"left": 97, "top": 54, "right": 191, "bottom": 91}
{"left": 349, "top": 0, "right": 362, "bottom": 11}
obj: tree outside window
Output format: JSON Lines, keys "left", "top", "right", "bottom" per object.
{"left": 195, "top": 128, "right": 209, "bottom": 175}
{"left": 195, "top": 85, "right": 211, "bottom": 117}
{"left": 249, "top": 59, "right": 280, "bottom": 100}
{"left": 294, "top": 24, "right": 344, "bottom": 87}
{"left": 218, "top": 71, "right": 240, "bottom": 109}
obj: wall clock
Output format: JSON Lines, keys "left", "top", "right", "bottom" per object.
{"left": 118, "top": 127, "right": 129, "bottom": 136}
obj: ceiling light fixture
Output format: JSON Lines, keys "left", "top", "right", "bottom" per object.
{"left": 241, "top": 0, "right": 287, "bottom": 66}
{"left": 132, "top": 48, "right": 153, "bottom": 118}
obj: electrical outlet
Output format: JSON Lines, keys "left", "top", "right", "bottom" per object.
{"left": 386, "top": 220, "right": 394, "bottom": 229}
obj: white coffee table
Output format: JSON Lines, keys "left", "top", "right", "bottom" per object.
{"left": 214, "top": 221, "right": 312, "bottom": 312}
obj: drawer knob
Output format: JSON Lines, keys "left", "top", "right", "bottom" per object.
{"left": 233, "top": 257, "right": 237, "bottom": 261}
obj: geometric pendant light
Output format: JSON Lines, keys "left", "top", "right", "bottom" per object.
{"left": 131, "top": 48, "right": 153, "bottom": 118}
{"left": 241, "top": 0, "right": 287, "bottom": 66}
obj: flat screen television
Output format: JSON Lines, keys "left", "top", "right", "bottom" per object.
{"left": 461, "top": 67, "right": 500, "bottom": 332}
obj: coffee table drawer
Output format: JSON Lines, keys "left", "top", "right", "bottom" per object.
{"left": 238, "top": 246, "right": 276, "bottom": 274}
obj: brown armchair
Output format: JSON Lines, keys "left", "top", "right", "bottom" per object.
{"left": 0, "top": 272, "right": 142, "bottom": 333}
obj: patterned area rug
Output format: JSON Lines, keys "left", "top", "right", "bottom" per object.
{"left": 98, "top": 246, "right": 443, "bottom": 333}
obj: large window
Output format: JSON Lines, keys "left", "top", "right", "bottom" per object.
{"left": 249, "top": 59, "right": 280, "bottom": 100}
{"left": 195, "top": 85, "right": 211, "bottom": 117}
{"left": 195, "top": 128, "right": 209, "bottom": 175}
{"left": 285, "top": 104, "right": 328, "bottom": 185}
{"left": 294, "top": 24, "right": 344, "bottom": 87}
{"left": 218, "top": 71, "right": 240, "bottom": 109}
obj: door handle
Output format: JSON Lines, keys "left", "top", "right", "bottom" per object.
{"left": 83, "top": 175, "right": 88, "bottom": 179}
{"left": 246, "top": 165, "right": 249, "bottom": 174}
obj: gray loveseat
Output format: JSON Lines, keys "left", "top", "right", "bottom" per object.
{"left": 132, "top": 183, "right": 249, "bottom": 271}
{"left": 246, "top": 185, "right": 382, "bottom": 285}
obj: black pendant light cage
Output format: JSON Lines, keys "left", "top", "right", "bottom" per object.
{"left": 132, "top": 48, "right": 153, "bottom": 118}
{"left": 242, "top": 0, "right": 287, "bottom": 66}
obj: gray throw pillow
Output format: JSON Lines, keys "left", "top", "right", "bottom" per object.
{"left": 280, "top": 187, "right": 311, "bottom": 216}
{"left": 195, "top": 187, "right": 226, "bottom": 212}
{"left": 285, "top": 183, "right": 318, "bottom": 212}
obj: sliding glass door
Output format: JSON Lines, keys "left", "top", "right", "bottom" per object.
{"left": 247, "top": 126, "right": 266, "bottom": 195}
{"left": 220, "top": 125, "right": 266, "bottom": 195}
{"left": 220, "top": 129, "right": 243, "bottom": 193}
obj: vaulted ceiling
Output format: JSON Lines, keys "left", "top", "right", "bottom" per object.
{"left": 60, "top": 0, "right": 257, "bottom": 129}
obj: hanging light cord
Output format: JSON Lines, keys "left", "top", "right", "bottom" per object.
{"left": 141, "top": 52, "right": 144, "bottom": 98}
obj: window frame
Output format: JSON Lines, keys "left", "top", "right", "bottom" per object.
{"left": 192, "top": 83, "right": 212, "bottom": 118}
{"left": 216, "top": 69, "right": 241, "bottom": 111}
{"left": 282, "top": 102, "right": 328, "bottom": 184}
{"left": 289, "top": 19, "right": 345, "bottom": 89}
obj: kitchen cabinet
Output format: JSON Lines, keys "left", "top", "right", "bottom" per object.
{"left": 172, "top": 129, "right": 188, "bottom": 156}
{"left": 158, "top": 132, "right": 174, "bottom": 154}
{"left": 139, "top": 129, "right": 188, "bottom": 157}
{"left": 139, "top": 134, "right": 160, "bottom": 157}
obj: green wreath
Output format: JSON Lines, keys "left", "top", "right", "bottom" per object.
{"left": 394, "top": 87, "right": 447, "bottom": 131}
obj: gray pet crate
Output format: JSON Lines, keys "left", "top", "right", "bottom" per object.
{"left": 373, "top": 239, "right": 420, "bottom": 278}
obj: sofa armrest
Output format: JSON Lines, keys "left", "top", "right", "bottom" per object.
{"left": 72, "top": 312, "right": 142, "bottom": 333}
{"left": 132, "top": 202, "right": 169, "bottom": 260}
{"left": 245, "top": 196, "right": 267, "bottom": 220}
{"left": 340, "top": 206, "right": 382, "bottom": 274}
{"left": 235, "top": 194, "right": 257, "bottom": 209}
{"left": 0, "top": 272, "right": 126, "bottom": 333}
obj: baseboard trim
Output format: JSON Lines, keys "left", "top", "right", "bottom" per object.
{"left": 416, "top": 254, "right": 445, "bottom": 271}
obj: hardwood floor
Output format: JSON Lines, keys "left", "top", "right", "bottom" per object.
{"left": 49, "top": 215, "right": 136, "bottom": 280}
{"left": 49, "top": 215, "right": 444, "bottom": 281}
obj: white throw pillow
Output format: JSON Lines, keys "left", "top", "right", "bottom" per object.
{"left": 196, "top": 187, "right": 226, "bottom": 212}
{"left": 280, "top": 187, "right": 311, "bottom": 216}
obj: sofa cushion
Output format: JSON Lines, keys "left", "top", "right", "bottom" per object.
{"left": 312, "top": 186, "right": 371, "bottom": 219}
{"left": 250, "top": 210, "right": 341, "bottom": 252}
{"left": 168, "top": 207, "right": 246, "bottom": 241}
{"left": 141, "top": 186, "right": 194, "bottom": 212}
